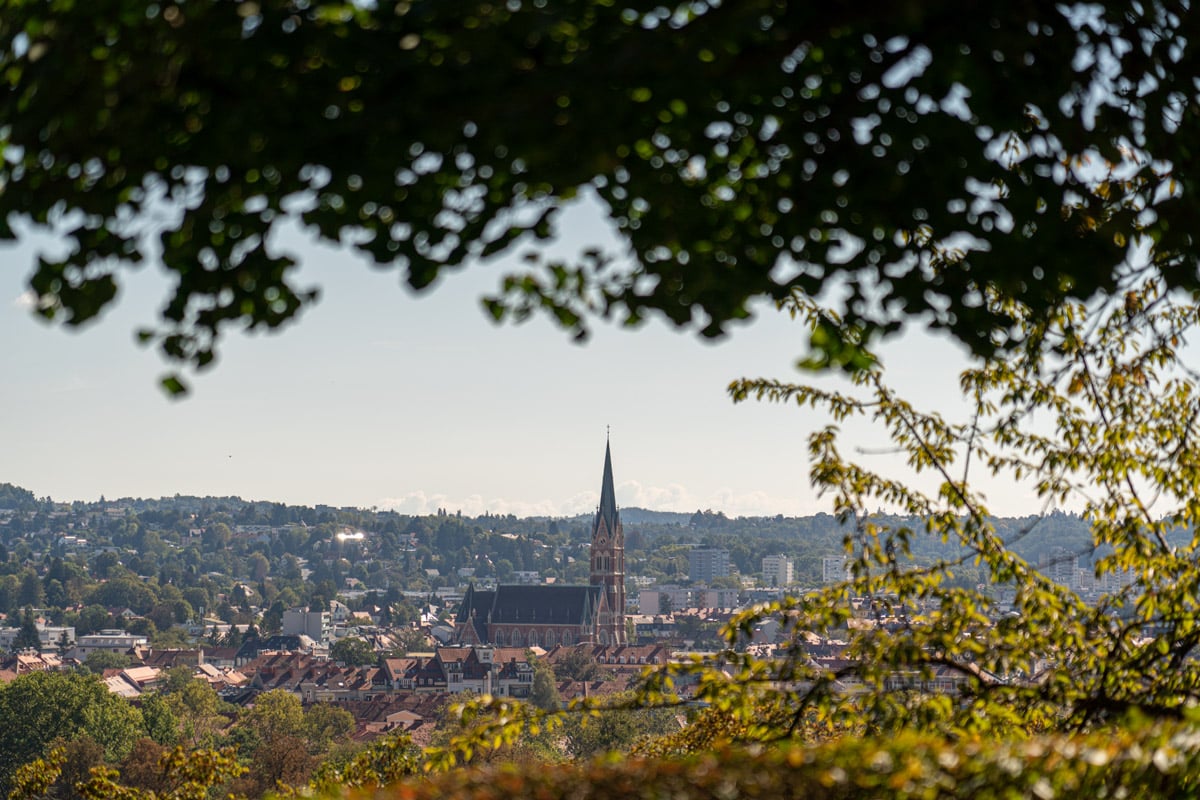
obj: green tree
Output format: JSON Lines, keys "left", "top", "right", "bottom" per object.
{"left": 236, "top": 689, "right": 307, "bottom": 746}
{"left": 138, "top": 694, "right": 180, "bottom": 748}
{"left": 12, "top": 609, "right": 40, "bottom": 652}
{"left": 16, "top": 573, "right": 43, "bottom": 609}
{"left": 163, "top": 676, "right": 226, "bottom": 749}
{"left": 75, "top": 607, "right": 112, "bottom": 637}
{"left": 82, "top": 651, "right": 131, "bottom": 674}
{"left": 6, "top": 3, "right": 1198, "bottom": 390}
{"left": 679, "top": 281, "right": 1200, "bottom": 738}
{"left": 302, "top": 703, "right": 355, "bottom": 754}
{"left": 329, "top": 636, "right": 377, "bottom": 666}
{"left": 393, "top": 627, "right": 430, "bottom": 656}
{"left": 309, "top": 732, "right": 422, "bottom": 793}
{"left": 231, "top": 689, "right": 354, "bottom": 794}
{"left": 85, "top": 579, "right": 158, "bottom": 616}
{"left": 559, "top": 692, "right": 679, "bottom": 759}
{"left": 530, "top": 659, "right": 562, "bottom": 712}
{"left": 0, "top": 671, "right": 143, "bottom": 792}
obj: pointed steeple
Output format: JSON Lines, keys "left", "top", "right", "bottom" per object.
{"left": 595, "top": 435, "right": 618, "bottom": 537}
{"left": 590, "top": 432, "right": 626, "bottom": 645}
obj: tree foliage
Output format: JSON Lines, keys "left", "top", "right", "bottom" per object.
{"left": 308, "top": 733, "right": 422, "bottom": 794}
{"left": 10, "top": 742, "right": 245, "bottom": 800}
{"left": 4, "top": 2, "right": 1198, "bottom": 389}
{"left": 0, "top": 672, "right": 143, "bottom": 793}
{"left": 673, "top": 279, "right": 1200, "bottom": 739}
{"left": 328, "top": 636, "right": 376, "bottom": 667}
{"left": 82, "top": 651, "right": 132, "bottom": 674}
{"left": 290, "top": 713, "right": 1200, "bottom": 800}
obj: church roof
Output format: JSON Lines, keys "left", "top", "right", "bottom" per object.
{"left": 594, "top": 438, "right": 619, "bottom": 538}
{"left": 489, "top": 584, "right": 602, "bottom": 625}
{"left": 456, "top": 584, "right": 602, "bottom": 632}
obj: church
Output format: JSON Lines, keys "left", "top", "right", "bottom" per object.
{"left": 453, "top": 440, "right": 627, "bottom": 647}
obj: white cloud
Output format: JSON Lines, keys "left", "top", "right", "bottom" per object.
{"left": 377, "top": 490, "right": 593, "bottom": 518}
{"left": 616, "top": 480, "right": 695, "bottom": 513}
{"left": 378, "top": 482, "right": 827, "bottom": 518}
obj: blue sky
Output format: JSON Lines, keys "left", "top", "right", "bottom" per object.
{"left": 0, "top": 197, "right": 1043, "bottom": 518}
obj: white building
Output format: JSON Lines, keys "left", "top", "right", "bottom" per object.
{"left": 822, "top": 556, "right": 849, "bottom": 584}
{"left": 0, "top": 624, "right": 75, "bottom": 652}
{"left": 72, "top": 629, "right": 147, "bottom": 658}
{"left": 639, "top": 585, "right": 691, "bottom": 614}
{"left": 282, "top": 609, "right": 331, "bottom": 642}
{"left": 693, "top": 587, "right": 740, "bottom": 609}
{"left": 762, "top": 554, "right": 794, "bottom": 588}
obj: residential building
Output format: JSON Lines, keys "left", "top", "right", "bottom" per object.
{"left": 282, "top": 608, "right": 331, "bottom": 641}
{"left": 0, "top": 623, "right": 75, "bottom": 653}
{"left": 72, "top": 630, "right": 148, "bottom": 658}
{"left": 822, "top": 556, "right": 849, "bottom": 584}
{"left": 688, "top": 548, "right": 730, "bottom": 584}
{"left": 762, "top": 554, "right": 794, "bottom": 587}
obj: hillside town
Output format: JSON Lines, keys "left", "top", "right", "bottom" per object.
{"left": 0, "top": 446, "right": 1123, "bottom": 750}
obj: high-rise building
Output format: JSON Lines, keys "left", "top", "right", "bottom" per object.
{"left": 822, "top": 555, "right": 848, "bottom": 584}
{"left": 689, "top": 548, "right": 730, "bottom": 584}
{"left": 762, "top": 554, "right": 794, "bottom": 587}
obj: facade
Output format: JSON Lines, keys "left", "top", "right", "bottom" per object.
{"left": 1042, "top": 548, "right": 1080, "bottom": 589}
{"left": 72, "top": 629, "right": 148, "bottom": 658}
{"left": 0, "top": 624, "right": 75, "bottom": 653}
{"left": 688, "top": 548, "right": 730, "bottom": 584}
{"left": 639, "top": 585, "right": 691, "bottom": 615}
{"left": 282, "top": 609, "right": 331, "bottom": 641}
{"left": 822, "top": 556, "right": 849, "bottom": 584}
{"left": 762, "top": 554, "right": 794, "bottom": 587}
{"left": 454, "top": 440, "right": 628, "bottom": 647}
{"left": 694, "top": 587, "right": 740, "bottom": 609}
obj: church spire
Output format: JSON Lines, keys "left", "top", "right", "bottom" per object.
{"left": 596, "top": 435, "right": 618, "bottom": 538}
{"left": 590, "top": 434, "right": 626, "bottom": 645}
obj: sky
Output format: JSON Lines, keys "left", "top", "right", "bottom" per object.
{"left": 0, "top": 196, "right": 1047, "bottom": 519}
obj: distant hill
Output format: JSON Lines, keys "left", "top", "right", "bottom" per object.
{"left": 562, "top": 507, "right": 691, "bottom": 526}
{"left": 0, "top": 484, "right": 38, "bottom": 512}
{"left": 615, "top": 507, "right": 692, "bottom": 525}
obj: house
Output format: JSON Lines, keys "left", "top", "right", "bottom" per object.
{"left": 71, "top": 630, "right": 148, "bottom": 659}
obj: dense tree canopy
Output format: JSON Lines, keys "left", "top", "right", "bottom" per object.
{"left": 2, "top": 1, "right": 1197, "bottom": 388}
{"left": 0, "top": 672, "right": 143, "bottom": 794}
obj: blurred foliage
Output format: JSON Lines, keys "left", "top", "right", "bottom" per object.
{"left": 3, "top": 2, "right": 1197, "bottom": 389}
{"left": 301, "top": 715, "right": 1200, "bottom": 800}
{"left": 307, "top": 732, "right": 423, "bottom": 794}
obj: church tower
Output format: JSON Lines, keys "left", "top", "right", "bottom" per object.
{"left": 590, "top": 437, "right": 627, "bottom": 645}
